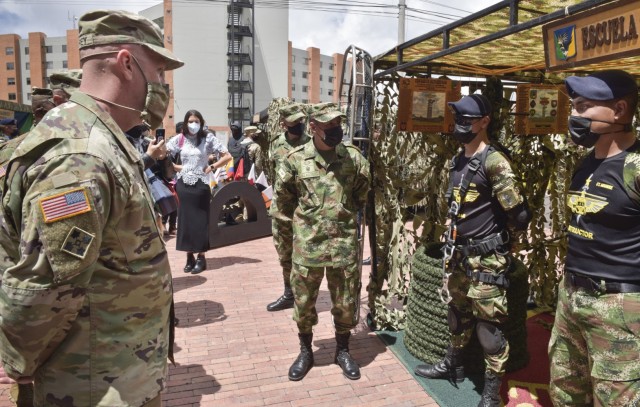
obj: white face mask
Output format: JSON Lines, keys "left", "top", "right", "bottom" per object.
{"left": 188, "top": 122, "right": 201, "bottom": 135}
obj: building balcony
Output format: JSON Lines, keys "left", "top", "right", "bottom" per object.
{"left": 226, "top": 25, "right": 253, "bottom": 38}
{"left": 227, "top": 0, "right": 253, "bottom": 12}
{"left": 227, "top": 80, "right": 253, "bottom": 93}
{"left": 227, "top": 53, "right": 253, "bottom": 65}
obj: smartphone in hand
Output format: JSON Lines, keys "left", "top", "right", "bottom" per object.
{"left": 155, "top": 128, "right": 165, "bottom": 143}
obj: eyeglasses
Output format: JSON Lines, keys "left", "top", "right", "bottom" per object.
{"left": 454, "top": 115, "right": 482, "bottom": 126}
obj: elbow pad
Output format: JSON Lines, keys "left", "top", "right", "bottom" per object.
{"left": 506, "top": 202, "right": 531, "bottom": 231}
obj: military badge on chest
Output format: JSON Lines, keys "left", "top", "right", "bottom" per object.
{"left": 300, "top": 160, "right": 319, "bottom": 179}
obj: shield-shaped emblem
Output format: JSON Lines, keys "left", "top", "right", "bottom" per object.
{"left": 554, "top": 25, "right": 577, "bottom": 61}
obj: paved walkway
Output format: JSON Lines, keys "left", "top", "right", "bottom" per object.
{"left": 0, "top": 232, "right": 437, "bottom": 406}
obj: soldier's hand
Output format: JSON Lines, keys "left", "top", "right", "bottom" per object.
{"left": 0, "top": 364, "right": 32, "bottom": 384}
{"left": 147, "top": 139, "right": 167, "bottom": 160}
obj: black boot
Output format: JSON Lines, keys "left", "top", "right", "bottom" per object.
{"left": 478, "top": 371, "right": 502, "bottom": 407}
{"left": 183, "top": 253, "right": 195, "bottom": 273}
{"left": 334, "top": 332, "right": 360, "bottom": 380}
{"left": 288, "top": 333, "right": 313, "bottom": 381}
{"left": 191, "top": 254, "right": 206, "bottom": 274}
{"left": 414, "top": 345, "right": 464, "bottom": 383}
{"left": 266, "top": 285, "right": 294, "bottom": 311}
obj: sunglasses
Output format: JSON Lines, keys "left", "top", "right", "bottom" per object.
{"left": 454, "top": 115, "right": 483, "bottom": 126}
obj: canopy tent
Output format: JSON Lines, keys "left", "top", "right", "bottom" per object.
{"left": 374, "top": 0, "right": 637, "bottom": 80}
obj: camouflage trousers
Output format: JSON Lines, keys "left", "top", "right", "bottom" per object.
{"left": 271, "top": 212, "right": 293, "bottom": 286}
{"left": 447, "top": 251, "right": 511, "bottom": 375}
{"left": 549, "top": 278, "right": 640, "bottom": 407}
{"left": 291, "top": 262, "right": 359, "bottom": 334}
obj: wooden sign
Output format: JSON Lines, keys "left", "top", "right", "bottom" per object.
{"left": 514, "top": 84, "right": 569, "bottom": 135}
{"left": 397, "top": 78, "right": 461, "bottom": 133}
{"left": 543, "top": 0, "right": 640, "bottom": 71}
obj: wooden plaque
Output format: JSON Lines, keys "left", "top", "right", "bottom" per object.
{"left": 514, "top": 84, "right": 569, "bottom": 135}
{"left": 397, "top": 78, "right": 461, "bottom": 133}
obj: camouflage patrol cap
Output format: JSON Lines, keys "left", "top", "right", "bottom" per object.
{"left": 78, "top": 10, "right": 184, "bottom": 70}
{"left": 31, "top": 87, "right": 54, "bottom": 106}
{"left": 279, "top": 103, "right": 307, "bottom": 122}
{"left": 244, "top": 125, "right": 260, "bottom": 135}
{"left": 309, "top": 102, "right": 346, "bottom": 123}
{"left": 50, "top": 69, "right": 82, "bottom": 95}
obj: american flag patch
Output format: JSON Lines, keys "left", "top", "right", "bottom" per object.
{"left": 0, "top": 166, "right": 5, "bottom": 178}
{"left": 39, "top": 188, "right": 91, "bottom": 223}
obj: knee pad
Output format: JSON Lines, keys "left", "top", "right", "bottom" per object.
{"left": 476, "top": 321, "right": 506, "bottom": 355}
{"left": 448, "top": 306, "right": 471, "bottom": 335}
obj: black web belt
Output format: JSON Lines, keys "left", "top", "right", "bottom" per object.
{"left": 456, "top": 231, "right": 508, "bottom": 257}
{"left": 565, "top": 272, "right": 640, "bottom": 294}
{"left": 465, "top": 269, "right": 510, "bottom": 288}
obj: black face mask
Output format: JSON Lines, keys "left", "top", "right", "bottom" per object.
{"left": 287, "top": 122, "right": 304, "bottom": 136}
{"left": 568, "top": 116, "right": 631, "bottom": 148}
{"left": 321, "top": 126, "right": 343, "bottom": 147}
{"left": 452, "top": 123, "right": 478, "bottom": 144}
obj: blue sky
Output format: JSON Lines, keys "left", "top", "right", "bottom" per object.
{"left": 0, "top": 0, "right": 501, "bottom": 56}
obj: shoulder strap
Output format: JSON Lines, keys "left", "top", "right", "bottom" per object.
{"left": 445, "top": 150, "right": 463, "bottom": 202}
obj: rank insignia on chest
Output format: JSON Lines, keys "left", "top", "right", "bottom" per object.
{"left": 301, "top": 161, "right": 319, "bottom": 178}
{"left": 39, "top": 187, "right": 91, "bottom": 223}
{"left": 61, "top": 226, "right": 95, "bottom": 259}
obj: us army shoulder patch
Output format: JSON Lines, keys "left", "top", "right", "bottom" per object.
{"left": 61, "top": 226, "right": 95, "bottom": 259}
{"left": 39, "top": 187, "right": 91, "bottom": 223}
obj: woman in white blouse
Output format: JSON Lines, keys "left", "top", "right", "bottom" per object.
{"left": 167, "top": 109, "right": 232, "bottom": 273}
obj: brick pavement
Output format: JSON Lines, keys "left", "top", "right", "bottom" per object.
{"left": 0, "top": 232, "right": 438, "bottom": 406}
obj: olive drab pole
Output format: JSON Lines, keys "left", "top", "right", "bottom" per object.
{"left": 338, "top": 45, "right": 375, "bottom": 326}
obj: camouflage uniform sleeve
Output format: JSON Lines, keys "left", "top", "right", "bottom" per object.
{"left": 272, "top": 154, "right": 297, "bottom": 222}
{"left": 485, "top": 150, "right": 525, "bottom": 211}
{"left": 352, "top": 150, "right": 371, "bottom": 209}
{"left": 0, "top": 153, "right": 115, "bottom": 378}
{"left": 624, "top": 152, "right": 640, "bottom": 205}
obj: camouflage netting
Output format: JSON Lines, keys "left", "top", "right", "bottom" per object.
{"left": 368, "top": 73, "right": 583, "bottom": 333}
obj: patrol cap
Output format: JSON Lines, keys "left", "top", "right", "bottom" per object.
{"left": 309, "top": 102, "right": 346, "bottom": 123}
{"left": 230, "top": 121, "right": 241, "bottom": 130}
{"left": 244, "top": 125, "right": 260, "bottom": 135}
{"left": 78, "top": 9, "right": 184, "bottom": 70}
{"left": 50, "top": 69, "right": 82, "bottom": 95}
{"left": 565, "top": 70, "right": 638, "bottom": 101}
{"left": 448, "top": 94, "right": 492, "bottom": 117}
{"left": 0, "top": 118, "right": 16, "bottom": 125}
{"left": 279, "top": 103, "right": 307, "bottom": 122}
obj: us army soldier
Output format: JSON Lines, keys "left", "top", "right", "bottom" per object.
{"left": 274, "top": 102, "right": 370, "bottom": 381}
{"left": 0, "top": 10, "right": 183, "bottom": 406}
{"left": 266, "top": 103, "right": 311, "bottom": 312}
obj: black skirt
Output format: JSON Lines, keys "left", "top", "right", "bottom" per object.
{"left": 176, "top": 178, "right": 211, "bottom": 252}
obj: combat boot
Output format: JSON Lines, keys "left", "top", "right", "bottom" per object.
{"left": 334, "top": 332, "right": 360, "bottom": 380}
{"left": 288, "top": 333, "right": 313, "bottom": 381}
{"left": 414, "top": 345, "right": 464, "bottom": 383}
{"left": 267, "top": 285, "right": 294, "bottom": 311}
{"left": 478, "top": 371, "right": 502, "bottom": 407}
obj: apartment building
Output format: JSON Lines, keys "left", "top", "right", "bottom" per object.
{"left": 1, "top": 0, "right": 343, "bottom": 130}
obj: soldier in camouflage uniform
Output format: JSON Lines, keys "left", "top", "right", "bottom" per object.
{"left": 0, "top": 10, "right": 183, "bottom": 406}
{"left": 414, "top": 94, "right": 530, "bottom": 407}
{"left": 274, "top": 102, "right": 370, "bottom": 381}
{"left": 549, "top": 70, "right": 640, "bottom": 407}
{"left": 0, "top": 69, "right": 82, "bottom": 406}
{"left": 266, "top": 103, "right": 311, "bottom": 312}
{"left": 30, "top": 87, "right": 55, "bottom": 126}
